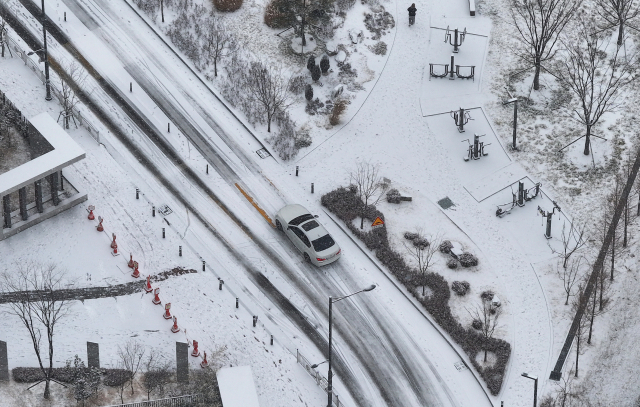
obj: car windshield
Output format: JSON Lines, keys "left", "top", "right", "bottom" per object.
{"left": 289, "top": 214, "right": 314, "bottom": 226}
{"left": 301, "top": 220, "right": 320, "bottom": 231}
{"left": 312, "top": 234, "right": 335, "bottom": 252}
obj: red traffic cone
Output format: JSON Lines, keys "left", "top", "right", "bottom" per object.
{"left": 113, "top": 243, "right": 118, "bottom": 255}
{"left": 191, "top": 340, "right": 200, "bottom": 357}
{"left": 171, "top": 316, "right": 180, "bottom": 333}
{"left": 200, "top": 352, "right": 209, "bottom": 368}
{"left": 111, "top": 233, "right": 117, "bottom": 249}
{"left": 131, "top": 261, "right": 140, "bottom": 278}
{"left": 128, "top": 254, "right": 134, "bottom": 268}
{"left": 163, "top": 302, "right": 172, "bottom": 319}
{"left": 152, "top": 288, "right": 161, "bottom": 305}
{"left": 88, "top": 205, "right": 95, "bottom": 220}
{"left": 145, "top": 275, "right": 153, "bottom": 292}
{"left": 97, "top": 216, "right": 104, "bottom": 232}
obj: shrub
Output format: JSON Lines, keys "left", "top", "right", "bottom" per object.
{"left": 103, "top": 369, "right": 132, "bottom": 387}
{"left": 387, "top": 188, "right": 402, "bottom": 203}
{"left": 305, "top": 84, "right": 313, "bottom": 102}
{"left": 481, "top": 290, "right": 494, "bottom": 302}
{"left": 403, "top": 231, "right": 419, "bottom": 240}
{"left": 307, "top": 55, "right": 316, "bottom": 71}
{"left": 370, "top": 41, "right": 387, "bottom": 55}
{"left": 264, "top": 0, "right": 292, "bottom": 27}
{"left": 338, "top": 62, "right": 357, "bottom": 78}
{"left": 214, "top": 0, "right": 243, "bottom": 12}
{"left": 452, "top": 281, "right": 470, "bottom": 296}
{"left": 329, "top": 99, "right": 348, "bottom": 125}
{"left": 459, "top": 252, "right": 478, "bottom": 267}
{"left": 311, "top": 64, "right": 321, "bottom": 82}
{"left": 320, "top": 55, "right": 330, "bottom": 74}
{"left": 413, "top": 237, "right": 429, "bottom": 249}
{"left": 447, "top": 258, "right": 458, "bottom": 269}
{"left": 289, "top": 75, "right": 307, "bottom": 94}
{"left": 472, "top": 319, "right": 483, "bottom": 330}
{"left": 12, "top": 367, "right": 80, "bottom": 383}
{"left": 439, "top": 240, "right": 453, "bottom": 254}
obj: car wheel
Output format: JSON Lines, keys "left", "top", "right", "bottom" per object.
{"left": 276, "top": 220, "right": 283, "bottom": 231}
{"left": 304, "top": 253, "right": 311, "bottom": 263}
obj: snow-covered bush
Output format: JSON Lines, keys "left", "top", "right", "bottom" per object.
{"left": 387, "top": 188, "right": 402, "bottom": 203}
{"left": 403, "top": 231, "right": 419, "bottom": 240}
{"left": 413, "top": 237, "right": 429, "bottom": 249}
{"left": 329, "top": 99, "right": 348, "bottom": 125}
{"left": 305, "top": 84, "right": 314, "bottom": 101}
{"left": 481, "top": 290, "right": 494, "bottom": 302}
{"left": 439, "top": 240, "right": 453, "bottom": 254}
{"left": 305, "top": 97, "right": 325, "bottom": 115}
{"left": 472, "top": 318, "right": 483, "bottom": 330}
{"left": 452, "top": 281, "right": 470, "bottom": 296}
{"left": 264, "top": 0, "right": 293, "bottom": 28}
{"left": 103, "top": 369, "right": 133, "bottom": 387}
{"left": 320, "top": 55, "right": 331, "bottom": 74}
{"left": 214, "top": 0, "right": 243, "bottom": 12}
{"left": 267, "top": 112, "right": 310, "bottom": 160}
{"left": 369, "top": 41, "right": 387, "bottom": 55}
{"left": 338, "top": 62, "right": 357, "bottom": 77}
{"left": 289, "top": 75, "right": 307, "bottom": 94}
{"left": 447, "top": 258, "right": 458, "bottom": 269}
{"left": 363, "top": 7, "right": 395, "bottom": 40}
{"left": 459, "top": 252, "right": 478, "bottom": 267}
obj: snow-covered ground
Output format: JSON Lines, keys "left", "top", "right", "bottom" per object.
{"left": 2, "top": 0, "right": 640, "bottom": 405}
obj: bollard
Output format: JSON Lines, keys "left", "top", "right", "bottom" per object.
{"left": 152, "top": 206, "right": 156, "bottom": 217}
{"left": 130, "top": 82, "right": 132, "bottom": 92}
{"left": 219, "top": 279, "right": 224, "bottom": 290}
{"left": 296, "top": 166, "right": 299, "bottom": 176}
{"left": 136, "top": 188, "right": 139, "bottom": 199}
{"left": 206, "top": 164, "right": 209, "bottom": 174}
{"left": 311, "top": 183, "right": 314, "bottom": 193}
{"left": 168, "top": 123, "right": 170, "bottom": 133}
{"left": 64, "top": 12, "right": 66, "bottom": 21}
{"left": 162, "top": 227, "right": 165, "bottom": 238}
{"left": 235, "top": 297, "right": 239, "bottom": 308}
{"left": 270, "top": 335, "right": 273, "bottom": 345}
{"left": 202, "top": 260, "right": 206, "bottom": 271}
{"left": 253, "top": 316, "right": 258, "bottom": 327}
{"left": 179, "top": 246, "right": 182, "bottom": 257}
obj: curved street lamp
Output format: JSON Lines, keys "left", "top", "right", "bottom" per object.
{"left": 522, "top": 372, "right": 538, "bottom": 407}
{"left": 324, "top": 284, "right": 376, "bottom": 407}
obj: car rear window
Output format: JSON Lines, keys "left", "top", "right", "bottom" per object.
{"left": 289, "top": 214, "right": 314, "bottom": 226}
{"left": 312, "top": 234, "right": 335, "bottom": 252}
{"left": 301, "top": 220, "right": 320, "bottom": 231}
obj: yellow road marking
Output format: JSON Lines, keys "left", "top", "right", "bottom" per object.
{"left": 235, "top": 183, "right": 275, "bottom": 227}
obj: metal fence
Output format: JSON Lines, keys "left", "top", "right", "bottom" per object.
{"left": 103, "top": 395, "right": 201, "bottom": 407}
{"left": 297, "top": 349, "right": 343, "bottom": 407}
{"left": 4, "top": 32, "right": 101, "bottom": 144}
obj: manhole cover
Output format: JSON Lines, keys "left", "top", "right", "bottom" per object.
{"left": 256, "top": 148, "right": 271, "bottom": 159}
{"left": 438, "top": 197, "right": 455, "bottom": 209}
{"left": 158, "top": 204, "right": 173, "bottom": 216}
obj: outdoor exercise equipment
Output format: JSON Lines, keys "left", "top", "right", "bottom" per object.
{"left": 495, "top": 181, "right": 542, "bottom": 217}
{"left": 463, "top": 134, "right": 490, "bottom": 161}
{"left": 451, "top": 107, "right": 472, "bottom": 133}
{"left": 538, "top": 201, "right": 562, "bottom": 239}
{"left": 445, "top": 26, "right": 466, "bottom": 53}
{"left": 429, "top": 54, "right": 475, "bottom": 81}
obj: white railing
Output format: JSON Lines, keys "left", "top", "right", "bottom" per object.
{"left": 296, "top": 349, "right": 344, "bottom": 407}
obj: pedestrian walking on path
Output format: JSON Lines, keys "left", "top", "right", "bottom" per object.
{"left": 408, "top": 3, "right": 417, "bottom": 26}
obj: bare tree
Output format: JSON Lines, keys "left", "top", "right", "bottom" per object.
{"left": 57, "top": 62, "right": 86, "bottom": 129}
{"left": 117, "top": 340, "right": 146, "bottom": 396}
{"left": 552, "top": 19, "right": 638, "bottom": 155}
{"left": 570, "top": 285, "right": 590, "bottom": 377}
{"left": 0, "top": 6, "right": 9, "bottom": 58}
{"left": 558, "top": 256, "right": 582, "bottom": 305}
{"left": 596, "top": 0, "right": 640, "bottom": 46}
{"left": 0, "top": 262, "right": 72, "bottom": 399}
{"left": 468, "top": 298, "right": 502, "bottom": 363}
{"left": 551, "top": 221, "right": 588, "bottom": 269}
{"left": 510, "top": 0, "right": 581, "bottom": 90}
{"left": 403, "top": 232, "right": 441, "bottom": 296}
{"left": 246, "top": 61, "right": 292, "bottom": 132}
{"left": 349, "top": 161, "right": 390, "bottom": 229}
{"left": 142, "top": 349, "right": 172, "bottom": 400}
{"left": 203, "top": 14, "right": 234, "bottom": 77}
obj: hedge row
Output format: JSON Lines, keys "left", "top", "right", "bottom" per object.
{"left": 321, "top": 187, "right": 511, "bottom": 395}
{"left": 11, "top": 367, "right": 132, "bottom": 386}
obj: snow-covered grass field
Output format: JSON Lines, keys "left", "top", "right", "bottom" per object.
{"left": 2, "top": 0, "right": 640, "bottom": 404}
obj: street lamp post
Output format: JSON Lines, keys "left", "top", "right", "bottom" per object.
{"left": 323, "top": 284, "right": 376, "bottom": 407}
{"left": 522, "top": 372, "right": 538, "bottom": 407}
{"left": 503, "top": 97, "right": 518, "bottom": 150}
{"left": 40, "top": 0, "right": 52, "bottom": 100}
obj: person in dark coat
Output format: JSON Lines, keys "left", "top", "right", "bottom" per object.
{"left": 408, "top": 3, "right": 417, "bottom": 26}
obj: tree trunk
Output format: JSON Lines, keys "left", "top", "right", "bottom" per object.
{"left": 599, "top": 266, "right": 604, "bottom": 311}
{"left": 637, "top": 192, "right": 640, "bottom": 217}
{"left": 267, "top": 112, "right": 271, "bottom": 133}
{"left": 583, "top": 124, "right": 591, "bottom": 155}
{"left": 565, "top": 289, "right": 570, "bottom": 305}
{"left": 611, "top": 230, "right": 615, "bottom": 281}
{"left": 623, "top": 200, "right": 628, "bottom": 247}
{"left": 214, "top": 59, "right": 218, "bottom": 77}
{"left": 484, "top": 348, "right": 488, "bottom": 362}
{"left": 617, "top": 23, "right": 624, "bottom": 47}
{"left": 575, "top": 334, "right": 580, "bottom": 377}
{"left": 44, "top": 379, "right": 51, "bottom": 399}
{"left": 161, "top": 0, "right": 165, "bottom": 23}
{"left": 588, "top": 283, "right": 596, "bottom": 344}
{"left": 533, "top": 56, "right": 541, "bottom": 90}
{"left": 360, "top": 200, "right": 366, "bottom": 229}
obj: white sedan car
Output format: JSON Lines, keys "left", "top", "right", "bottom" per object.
{"left": 275, "top": 204, "right": 342, "bottom": 266}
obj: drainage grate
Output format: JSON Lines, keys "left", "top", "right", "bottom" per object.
{"left": 437, "top": 197, "right": 455, "bottom": 209}
{"left": 256, "top": 148, "right": 271, "bottom": 159}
